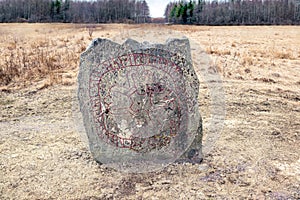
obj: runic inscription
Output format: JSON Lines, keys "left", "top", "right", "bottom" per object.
{"left": 78, "top": 38, "right": 202, "bottom": 172}
{"left": 89, "top": 51, "right": 192, "bottom": 152}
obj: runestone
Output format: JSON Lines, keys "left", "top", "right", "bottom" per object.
{"left": 78, "top": 38, "right": 202, "bottom": 172}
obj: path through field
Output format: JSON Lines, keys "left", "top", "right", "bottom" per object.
{"left": 0, "top": 24, "right": 299, "bottom": 199}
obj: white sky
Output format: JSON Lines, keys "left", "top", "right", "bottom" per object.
{"left": 147, "top": 0, "right": 174, "bottom": 18}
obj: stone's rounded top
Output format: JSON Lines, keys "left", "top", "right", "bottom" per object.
{"left": 81, "top": 37, "right": 192, "bottom": 60}
{"left": 78, "top": 38, "right": 202, "bottom": 173}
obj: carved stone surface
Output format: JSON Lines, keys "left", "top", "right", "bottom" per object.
{"left": 78, "top": 38, "right": 202, "bottom": 172}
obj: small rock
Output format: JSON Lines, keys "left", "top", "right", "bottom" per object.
{"left": 198, "top": 163, "right": 209, "bottom": 171}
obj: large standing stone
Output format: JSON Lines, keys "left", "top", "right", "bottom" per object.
{"left": 78, "top": 38, "right": 202, "bottom": 172}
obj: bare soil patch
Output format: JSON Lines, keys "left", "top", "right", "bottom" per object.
{"left": 0, "top": 24, "right": 299, "bottom": 199}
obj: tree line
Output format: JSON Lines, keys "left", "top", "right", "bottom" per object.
{"left": 0, "top": 0, "right": 150, "bottom": 23}
{"left": 165, "top": 0, "right": 300, "bottom": 25}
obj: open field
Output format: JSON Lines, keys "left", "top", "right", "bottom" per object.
{"left": 0, "top": 24, "right": 299, "bottom": 199}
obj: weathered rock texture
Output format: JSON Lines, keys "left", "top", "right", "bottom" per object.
{"left": 78, "top": 38, "right": 202, "bottom": 172}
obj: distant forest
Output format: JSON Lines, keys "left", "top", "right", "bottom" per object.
{"left": 165, "top": 0, "right": 300, "bottom": 25}
{"left": 0, "top": 0, "right": 150, "bottom": 23}
{"left": 1, "top": 0, "right": 300, "bottom": 25}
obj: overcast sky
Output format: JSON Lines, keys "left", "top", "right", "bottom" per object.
{"left": 147, "top": 0, "right": 173, "bottom": 18}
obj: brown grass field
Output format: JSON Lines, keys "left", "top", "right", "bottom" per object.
{"left": 0, "top": 24, "right": 299, "bottom": 199}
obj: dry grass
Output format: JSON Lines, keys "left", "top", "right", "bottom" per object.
{"left": 273, "top": 50, "right": 296, "bottom": 60}
{"left": 2, "top": 24, "right": 298, "bottom": 89}
{"left": 206, "top": 46, "right": 231, "bottom": 56}
{"left": 0, "top": 23, "right": 120, "bottom": 89}
{"left": 0, "top": 24, "right": 299, "bottom": 199}
{"left": 184, "top": 26, "right": 300, "bottom": 83}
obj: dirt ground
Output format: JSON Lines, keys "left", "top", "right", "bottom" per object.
{"left": 0, "top": 24, "right": 299, "bottom": 199}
